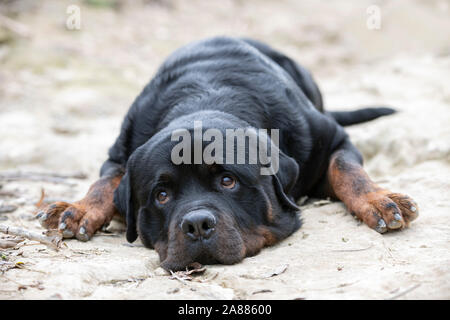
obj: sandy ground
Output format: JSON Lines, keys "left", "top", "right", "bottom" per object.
{"left": 0, "top": 0, "right": 449, "bottom": 299}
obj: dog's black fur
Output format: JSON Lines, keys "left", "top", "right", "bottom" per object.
{"left": 98, "top": 37, "right": 394, "bottom": 270}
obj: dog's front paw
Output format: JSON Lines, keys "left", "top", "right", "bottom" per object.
{"left": 352, "top": 190, "right": 419, "bottom": 234}
{"left": 36, "top": 177, "right": 119, "bottom": 241}
{"left": 36, "top": 201, "right": 110, "bottom": 241}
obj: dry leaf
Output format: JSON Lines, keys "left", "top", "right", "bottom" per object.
{"left": 169, "top": 262, "right": 207, "bottom": 283}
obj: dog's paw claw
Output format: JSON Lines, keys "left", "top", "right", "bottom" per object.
{"left": 76, "top": 227, "right": 90, "bottom": 242}
{"left": 38, "top": 213, "right": 48, "bottom": 225}
{"left": 375, "top": 219, "right": 387, "bottom": 233}
{"left": 388, "top": 213, "right": 402, "bottom": 229}
{"left": 62, "top": 229, "right": 75, "bottom": 238}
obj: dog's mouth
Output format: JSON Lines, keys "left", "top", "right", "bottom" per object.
{"left": 157, "top": 211, "right": 246, "bottom": 271}
{"left": 159, "top": 233, "right": 244, "bottom": 271}
{"left": 161, "top": 248, "right": 222, "bottom": 271}
{"left": 159, "top": 245, "right": 227, "bottom": 271}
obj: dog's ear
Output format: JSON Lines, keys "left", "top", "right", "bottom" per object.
{"left": 272, "top": 151, "right": 300, "bottom": 211}
{"left": 114, "top": 171, "right": 138, "bottom": 242}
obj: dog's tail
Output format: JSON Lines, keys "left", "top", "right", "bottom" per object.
{"left": 327, "top": 106, "right": 396, "bottom": 126}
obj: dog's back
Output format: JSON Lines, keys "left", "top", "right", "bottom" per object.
{"left": 108, "top": 37, "right": 320, "bottom": 166}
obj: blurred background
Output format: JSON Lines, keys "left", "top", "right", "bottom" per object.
{"left": 0, "top": 0, "right": 449, "bottom": 300}
{"left": 0, "top": 0, "right": 449, "bottom": 175}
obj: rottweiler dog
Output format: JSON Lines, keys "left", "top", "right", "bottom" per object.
{"left": 37, "top": 37, "right": 418, "bottom": 270}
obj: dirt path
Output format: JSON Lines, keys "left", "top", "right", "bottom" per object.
{"left": 1, "top": 0, "right": 449, "bottom": 299}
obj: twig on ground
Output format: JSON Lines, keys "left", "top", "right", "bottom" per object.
{"left": 0, "top": 224, "right": 62, "bottom": 250}
{"left": 331, "top": 244, "right": 373, "bottom": 253}
{"left": 252, "top": 289, "right": 273, "bottom": 295}
{"left": 35, "top": 189, "right": 45, "bottom": 208}
{"left": 387, "top": 284, "right": 421, "bottom": 300}
{"left": 263, "top": 264, "right": 289, "bottom": 278}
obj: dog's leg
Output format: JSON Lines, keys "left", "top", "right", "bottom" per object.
{"left": 37, "top": 160, "right": 124, "bottom": 241}
{"left": 325, "top": 140, "right": 419, "bottom": 233}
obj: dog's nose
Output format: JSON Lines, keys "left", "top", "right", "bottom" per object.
{"left": 181, "top": 210, "right": 216, "bottom": 240}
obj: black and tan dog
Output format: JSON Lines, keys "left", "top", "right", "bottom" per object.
{"left": 37, "top": 37, "right": 418, "bottom": 270}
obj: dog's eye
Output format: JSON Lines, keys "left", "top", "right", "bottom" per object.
{"left": 156, "top": 191, "right": 169, "bottom": 204}
{"left": 220, "top": 175, "right": 236, "bottom": 189}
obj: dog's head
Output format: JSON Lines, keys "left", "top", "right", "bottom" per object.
{"left": 114, "top": 112, "right": 301, "bottom": 270}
